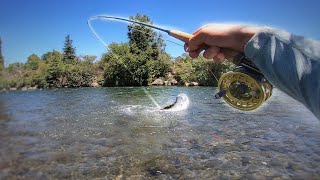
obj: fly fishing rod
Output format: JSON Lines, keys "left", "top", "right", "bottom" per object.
{"left": 88, "top": 15, "right": 193, "bottom": 43}
{"left": 88, "top": 15, "right": 273, "bottom": 111}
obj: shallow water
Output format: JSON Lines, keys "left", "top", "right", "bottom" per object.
{"left": 0, "top": 87, "right": 319, "bottom": 179}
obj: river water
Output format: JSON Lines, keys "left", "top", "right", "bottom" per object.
{"left": 0, "top": 87, "right": 319, "bottom": 179}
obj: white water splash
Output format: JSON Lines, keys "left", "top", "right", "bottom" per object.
{"left": 162, "top": 93, "right": 190, "bottom": 112}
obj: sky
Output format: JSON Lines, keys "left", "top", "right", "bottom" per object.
{"left": 0, "top": 0, "right": 319, "bottom": 65}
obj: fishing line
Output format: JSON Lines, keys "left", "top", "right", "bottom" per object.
{"left": 88, "top": 15, "right": 219, "bottom": 83}
{"left": 88, "top": 15, "right": 274, "bottom": 112}
{"left": 88, "top": 16, "right": 162, "bottom": 109}
{"left": 87, "top": 15, "right": 219, "bottom": 108}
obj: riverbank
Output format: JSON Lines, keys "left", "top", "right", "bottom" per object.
{"left": 0, "top": 79, "right": 203, "bottom": 92}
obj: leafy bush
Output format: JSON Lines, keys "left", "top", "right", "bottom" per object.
{"left": 174, "top": 53, "right": 235, "bottom": 86}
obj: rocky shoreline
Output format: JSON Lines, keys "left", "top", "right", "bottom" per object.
{"left": 0, "top": 79, "right": 201, "bottom": 92}
{"left": 151, "top": 78, "right": 199, "bottom": 87}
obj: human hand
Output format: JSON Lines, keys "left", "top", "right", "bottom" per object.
{"left": 185, "top": 24, "right": 261, "bottom": 62}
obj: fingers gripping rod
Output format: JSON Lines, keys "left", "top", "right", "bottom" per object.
{"left": 88, "top": 15, "right": 193, "bottom": 43}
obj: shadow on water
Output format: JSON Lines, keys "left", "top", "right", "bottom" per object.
{"left": 0, "top": 87, "right": 320, "bottom": 179}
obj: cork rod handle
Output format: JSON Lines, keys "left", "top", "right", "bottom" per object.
{"left": 168, "top": 30, "right": 193, "bottom": 43}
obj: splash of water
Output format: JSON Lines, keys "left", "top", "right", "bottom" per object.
{"left": 162, "top": 93, "right": 190, "bottom": 111}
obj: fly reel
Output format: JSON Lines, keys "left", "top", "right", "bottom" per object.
{"left": 215, "top": 54, "right": 273, "bottom": 111}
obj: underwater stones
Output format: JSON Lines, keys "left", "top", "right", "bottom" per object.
{"left": 146, "top": 167, "right": 162, "bottom": 176}
{"left": 241, "top": 157, "right": 251, "bottom": 166}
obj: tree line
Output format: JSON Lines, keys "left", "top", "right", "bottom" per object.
{"left": 0, "top": 14, "right": 234, "bottom": 90}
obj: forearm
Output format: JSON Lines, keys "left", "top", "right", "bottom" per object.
{"left": 244, "top": 28, "right": 320, "bottom": 119}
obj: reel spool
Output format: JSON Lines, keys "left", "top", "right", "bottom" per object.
{"left": 215, "top": 54, "right": 273, "bottom": 111}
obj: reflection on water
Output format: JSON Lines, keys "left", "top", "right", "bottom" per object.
{"left": 0, "top": 87, "right": 319, "bottom": 179}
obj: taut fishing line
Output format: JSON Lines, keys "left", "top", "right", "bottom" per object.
{"left": 88, "top": 17, "right": 162, "bottom": 109}
{"left": 87, "top": 15, "right": 187, "bottom": 110}
{"left": 87, "top": 15, "right": 219, "bottom": 83}
{"left": 87, "top": 15, "right": 219, "bottom": 111}
{"left": 88, "top": 15, "right": 273, "bottom": 111}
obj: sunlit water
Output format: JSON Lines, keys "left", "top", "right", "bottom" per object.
{"left": 0, "top": 87, "right": 319, "bottom": 179}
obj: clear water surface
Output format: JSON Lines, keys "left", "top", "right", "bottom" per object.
{"left": 0, "top": 87, "right": 319, "bottom": 179}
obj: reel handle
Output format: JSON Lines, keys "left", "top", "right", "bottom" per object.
{"left": 232, "top": 53, "right": 261, "bottom": 73}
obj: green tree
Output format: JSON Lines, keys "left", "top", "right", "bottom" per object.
{"left": 174, "top": 54, "right": 195, "bottom": 84}
{"left": 79, "top": 55, "right": 97, "bottom": 63}
{"left": 62, "top": 35, "right": 76, "bottom": 64}
{"left": 103, "top": 43, "right": 135, "bottom": 86}
{"left": 126, "top": 14, "right": 171, "bottom": 85}
{"left": 60, "top": 55, "right": 95, "bottom": 87}
{"left": 3, "top": 63, "right": 23, "bottom": 88}
{"left": 23, "top": 54, "right": 48, "bottom": 87}
{"left": 25, "top": 54, "right": 41, "bottom": 70}
{"left": 61, "top": 62, "right": 94, "bottom": 87}
{"left": 126, "top": 14, "right": 159, "bottom": 85}
{"left": 147, "top": 52, "right": 172, "bottom": 80}
{"left": 0, "top": 37, "right": 4, "bottom": 73}
{"left": 46, "top": 50, "right": 63, "bottom": 87}
{"left": 174, "top": 53, "right": 235, "bottom": 86}
{"left": 102, "top": 14, "right": 164, "bottom": 86}
{"left": 128, "top": 14, "right": 157, "bottom": 54}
